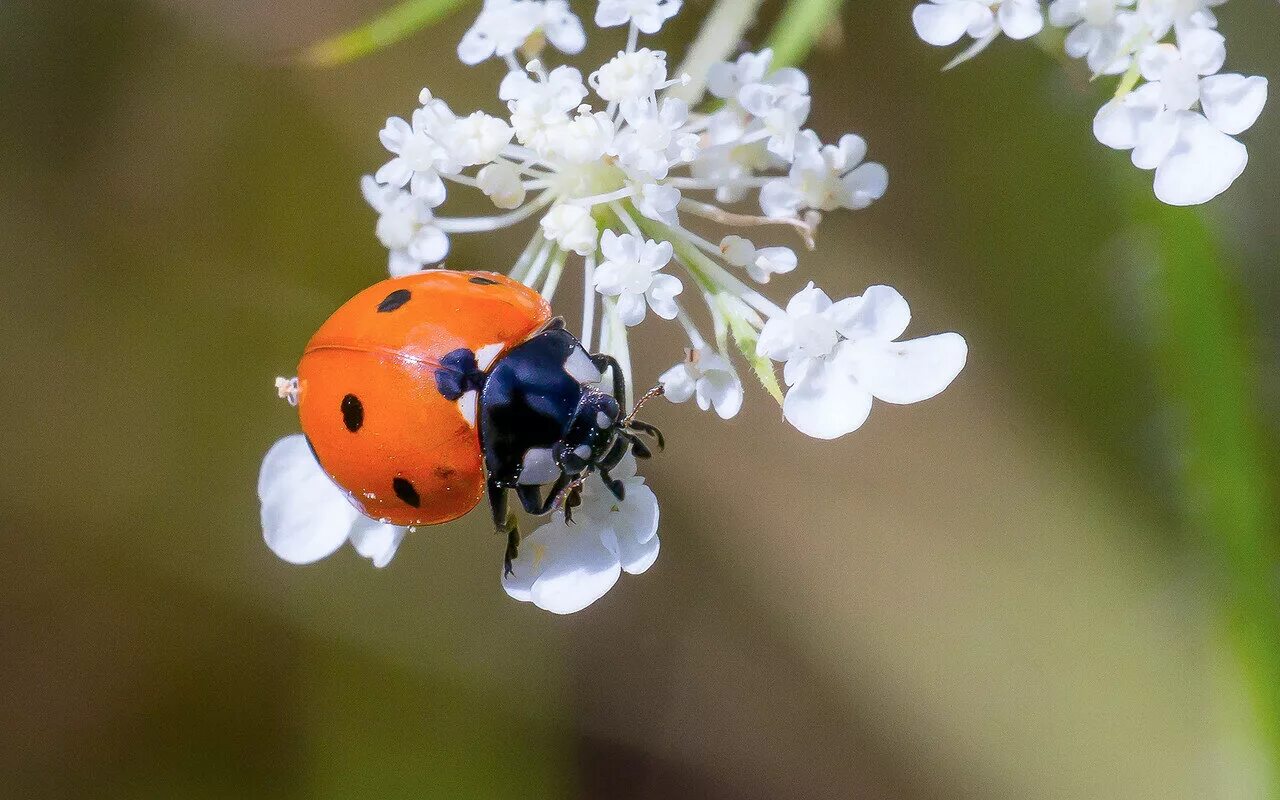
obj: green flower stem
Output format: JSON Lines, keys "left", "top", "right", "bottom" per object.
{"left": 1139, "top": 195, "right": 1280, "bottom": 793}
{"left": 762, "top": 0, "right": 847, "bottom": 69}
{"left": 302, "top": 0, "right": 471, "bottom": 67}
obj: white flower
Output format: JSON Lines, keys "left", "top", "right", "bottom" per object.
{"left": 759, "top": 131, "right": 888, "bottom": 218}
{"left": 541, "top": 203, "right": 599, "bottom": 255}
{"left": 458, "top": 0, "right": 585, "bottom": 66}
{"left": 441, "top": 111, "right": 514, "bottom": 167}
{"left": 502, "top": 454, "right": 659, "bottom": 614}
{"left": 1139, "top": 29, "right": 1226, "bottom": 110}
{"left": 590, "top": 48, "right": 668, "bottom": 103}
{"left": 552, "top": 108, "right": 616, "bottom": 163}
{"left": 477, "top": 162, "right": 527, "bottom": 209}
{"left": 737, "top": 68, "right": 811, "bottom": 160}
{"left": 913, "top": 0, "right": 1045, "bottom": 47}
{"left": 376, "top": 107, "right": 454, "bottom": 205}
{"left": 633, "top": 182, "right": 681, "bottom": 226}
{"left": 707, "top": 49, "right": 775, "bottom": 101}
{"left": 593, "top": 230, "right": 681, "bottom": 326}
{"left": 1093, "top": 33, "right": 1267, "bottom": 206}
{"left": 595, "top": 0, "right": 682, "bottom": 34}
{"left": 758, "top": 284, "right": 968, "bottom": 439}
{"left": 361, "top": 176, "right": 449, "bottom": 274}
{"left": 259, "top": 435, "right": 405, "bottom": 568}
{"left": 1049, "top": 0, "right": 1138, "bottom": 75}
{"left": 690, "top": 112, "right": 773, "bottom": 203}
{"left": 660, "top": 349, "right": 744, "bottom": 419}
{"left": 720, "top": 235, "right": 797, "bottom": 284}
{"left": 613, "top": 97, "right": 699, "bottom": 181}
{"left": 503, "top": 63, "right": 590, "bottom": 155}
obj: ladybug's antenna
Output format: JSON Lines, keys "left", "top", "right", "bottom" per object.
{"left": 622, "top": 384, "right": 665, "bottom": 426}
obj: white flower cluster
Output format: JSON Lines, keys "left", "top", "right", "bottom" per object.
{"left": 912, "top": 0, "right": 1269, "bottom": 205}
{"left": 261, "top": 0, "right": 968, "bottom": 614}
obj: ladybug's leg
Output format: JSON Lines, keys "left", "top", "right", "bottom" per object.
{"left": 515, "top": 473, "right": 573, "bottom": 516}
{"left": 621, "top": 430, "right": 653, "bottom": 459}
{"left": 488, "top": 478, "right": 520, "bottom": 577}
{"left": 624, "top": 419, "right": 665, "bottom": 452}
{"left": 596, "top": 439, "right": 629, "bottom": 501}
{"left": 590, "top": 353, "right": 627, "bottom": 404}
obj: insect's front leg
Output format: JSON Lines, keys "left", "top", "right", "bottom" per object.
{"left": 488, "top": 477, "right": 520, "bottom": 577}
{"left": 597, "top": 438, "right": 629, "bottom": 501}
{"left": 515, "top": 473, "right": 573, "bottom": 517}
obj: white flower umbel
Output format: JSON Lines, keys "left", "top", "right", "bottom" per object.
{"left": 262, "top": 0, "right": 968, "bottom": 612}
{"left": 502, "top": 453, "right": 659, "bottom": 614}
{"left": 913, "top": 0, "right": 1268, "bottom": 205}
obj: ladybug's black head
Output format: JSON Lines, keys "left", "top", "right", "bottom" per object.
{"left": 553, "top": 390, "right": 622, "bottom": 475}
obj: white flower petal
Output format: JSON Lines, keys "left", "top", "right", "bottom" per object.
{"left": 1153, "top": 111, "right": 1247, "bottom": 206}
{"left": 616, "top": 292, "right": 648, "bottom": 326}
{"left": 522, "top": 520, "right": 622, "bottom": 614}
{"left": 998, "top": 0, "right": 1045, "bottom": 40}
{"left": 258, "top": 435, "right": 359, "bottom": 565}
{"left": 348, "top": 518, "right": 406, "bottom": 568}
{"left": 837, "top": 332, "right": 968, "bottom": 405}
{"left": 832, "top": 285, "right": 910, "bottom": 341}
{"left": 1130, "top": 109, "right": 1180, "bottom": 170}
{"left": 646, "top": 273, "right": 682, "bottom": 320}
{"left": 782, "top": 359, "right": 873, "bottom": 440}
{"left": 1200, "top": 74, "right": 1268, "bottom": 136}
{"left": 659, "top": 362, "right": 697, "bottom": 402}
{"left": 842, "top": 162, "right": 889, "bottom": 209}
{"left": 913, "top": 1, "right": 984, "bottom": 46}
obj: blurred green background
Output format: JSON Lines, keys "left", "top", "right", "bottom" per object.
{"left": 2, "top": 0, "right": 1279, "bottom": 797}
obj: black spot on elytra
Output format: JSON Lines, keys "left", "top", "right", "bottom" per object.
{"left": 393, "top": 477, "right": 420, "bottom": 507}
{"left": 341, "top": 394, "right": 363, "bottom": 432}
{"left": 468, "top": 276, "right": 499, "bottom": 285}
{"left": 377, "top": 288, "right": 411, "bottom": 312}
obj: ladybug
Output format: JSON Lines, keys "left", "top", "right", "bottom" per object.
{"left": 294, "top": 269, "right": 663, "bottom": 574}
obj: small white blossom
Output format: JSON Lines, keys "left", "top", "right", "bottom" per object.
{"left": 477, "top": 162, "right": 527, "bottom": 209}
{"left": 361, "top": 176, "right": 449, "bottom": 274}
{"left": 458, "top": 0, "right": 585, "bottom": 66}
{"left": 376, "top": 110, "right": 453, "bottom": 205}
{"left": 758, "top": 284, "right": 968, "bottom": 439}
{"left": 634, "top": 183, "right": 681, "bottom": 226}
{"left": 259, "top": 435, "right": 405, "bottom": 568}
{"left": 590, "top": 48, "right": 669, "bottom": 103}
{"left": 441, "top": 111, "right": 514, "bottom": 167}
{"left": 1092, "top": 32, "right": 1266, "bottom": 205}
{"left": 594, "top": 230, "right": 681, "bottom": 325}
{"left": 720, "top": 235, "right": 797, "bottom": 283}
{"left": 1049, "top": 0, "right": 1137, "bottom": 75}
{"left": 737, "top": 68, "right": 811, "bottom": 160}
{"left": 660, "top": 349, "right": 744, "bottom": 419}
{"left": 613, "top": 97, "right": 699, "bottom": 181}
{"left": 595, "top": 0, "right": 682, "bottom": 34}
{"left": 707, "top": 49, "right": 775, "bottom": 101}
{"left": 916, "top": 0, "right": 1267, "bottom": 205}
{"left": 541, "top": 203, "right": 600, "bottom": 255}
{"left": 553, "top": 108, "right": 616, "bottom": 163}
{"left": 913, "top": 0, "right": 1044, "bottom": 51}
{"left": 503, "top": 454, "right": 659, "bottom": 614}
{"left": 760, "top": 131, "right": 889, "bottom": 218}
